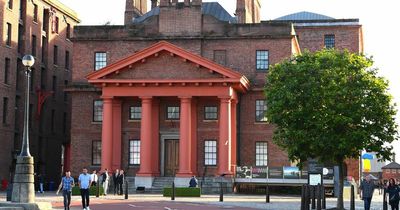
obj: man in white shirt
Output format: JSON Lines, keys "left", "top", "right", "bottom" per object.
{"left": 90, "top": 170, "right": 98, "bottom": 186}
{"left": 101, "top": 169, "right": 110, "bottom": 196}
{"left": 78, "top": 168, "right": 92, "bottom": 210}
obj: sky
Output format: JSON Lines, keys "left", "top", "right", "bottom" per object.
{"left": 62, "top": 0, "right": 400, "bottom": 162}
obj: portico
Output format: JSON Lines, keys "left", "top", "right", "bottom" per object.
{"left": 86, "top": 41, "right": 249, "bottom": 187}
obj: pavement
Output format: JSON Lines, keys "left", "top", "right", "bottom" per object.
{"left": 0, "top": 191, "right": 386, "bottom": 210}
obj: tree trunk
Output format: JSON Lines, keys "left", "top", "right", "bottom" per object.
{"left": 337, "top": 160, "right": 345, "bottom": 209}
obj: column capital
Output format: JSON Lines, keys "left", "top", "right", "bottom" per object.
{"left": 178, "top": 96, "right": 192, "bottom": 99}
{"left": 101, "top": 96, "right": 113, "bottom": 100}
{"left": 218, "top": 96, "right": 232, "bottom": 103}
{"left": 139, "top": 96, "right": 153, "bottom": 100}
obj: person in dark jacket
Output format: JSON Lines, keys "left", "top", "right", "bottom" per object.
{"left": 360, "top": 175, "right": 375, "bottom": 210}
{"left": 189, "top": 176, "right": 198, "bottom": 187}
{"left": 112, "top": 169, "right": 119, "bottom": 195}
{"left": 387, "top": 178, "right": 400, "bottom": 210}
{"left": 117, "top": 170, "right": 125, "bottom": 195}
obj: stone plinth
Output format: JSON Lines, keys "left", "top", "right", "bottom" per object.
{"left": 11, "top": 156, "right": 35, "bottom": 203}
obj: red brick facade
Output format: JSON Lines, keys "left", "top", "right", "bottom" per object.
{"left": 0, "top": 0, "right": 79, "bottom": 183}
{"left": 69, "top": 0, "right": 363, "bottom": 182}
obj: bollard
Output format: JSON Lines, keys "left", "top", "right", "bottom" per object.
{"left": 301, "top": 185, "right": 305, "bottom": 210}
{"left": 311, "top": 186, "right": 316, "bottom": 210}
{"left": 322, "top": 185, "right": 326, "bottom": 209}
{"left": 316, "top": 184, "right": 321, "bottom": 210}
{"left": 96, "top": 182, "right": 100, "bottom": 197}
{"left": 124, "top": 180, "right": 128, "bottom": 200}
{"left": 350, "top": 185, "right": 355, "bottom": 210}
{"left": 383, "top": 188, "right": 388, "bottom": 210}
{"left": 219, "top": 181, "right": 223, "bottom": 202}
{"left": 171, "top": 182, "right": 175, "bottom": 201}
{"left": 265, "top": 184, "right": 270, "bottom": 203}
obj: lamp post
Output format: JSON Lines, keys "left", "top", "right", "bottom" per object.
{"left": 11, "top": 55, "right": 35, "bottom": 203}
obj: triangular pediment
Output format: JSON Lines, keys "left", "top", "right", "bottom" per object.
{"left": 87, "top": 41, "right": 244, "bottom": 81}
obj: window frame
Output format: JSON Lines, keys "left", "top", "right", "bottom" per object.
{"left": 256, "top": 50, "right": 269, "bottom": 71}
{"left": 204, "top": 140, "right": 217, "bottom": 166}
{"left": 31, "top": 35, "right": 37, "bottom": 56}
{"left": 33, "top": 4, "right": 38, "bottom": 22}
{"left": 92, "top": 140, "right": 101, "bottom": 166}
{"left": 204, "top": 106, "right": 218, "bottom": 120}
{"left": 93, "top": 100, "right": 103, "bottom": 122}
{"left": 94, "top": 52, "right": 107, "bottom": 71}
{"left": 66, "top": 23, "right": 71, "bottom": 39}
{"left": 129, "top": 106, "right": 142, "bottom": 120}
{"left": 255, "top": 141, "right": 268, "bottom": 166}
{"left": 166, "top": 106, "right": 180, "bottom": 120}
{"left": 6, "top": 23, "right": 12, "bottom": 46}
{"left": 4, "top": 58, "right": 11, "bottom": 85}
{"left": 129, "top": 139, "right": 141, "bottom": 166}
{"left": 324, "top": 34, "right": 335, "bottom": 49}
{"left": 53, "top": 45, "right": 58, "bottom": 65}
{"left": 7, "top": 0, "right": 13, "bottom": 9}
{"left": 255, "top": 99, "right": 268, "bottom": 122}
{"left": 65, "top": 50, "right": 70, "bottom": 70}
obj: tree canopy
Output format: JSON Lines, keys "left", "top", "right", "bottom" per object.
{"left": 265, "top": 49, "right": 398, "bottom": 165}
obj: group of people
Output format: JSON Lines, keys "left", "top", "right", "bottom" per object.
{"left": 55, "top": 168, "right": 126, "bottom": 210}
{"left": 360, "top": 175, "right": 400, "bottom": 210}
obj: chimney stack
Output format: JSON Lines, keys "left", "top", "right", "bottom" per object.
{"left": 236, "top": 0, "right": 261, "bottom": 24}
{"left": 124, "top": 0, "right": 148, "bottom": 24}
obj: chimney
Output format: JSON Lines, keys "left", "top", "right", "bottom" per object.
{"left": 124, "top": 0, "right": 148, "bottom": 25}
{"left": 393, "top": 153, "right": 397, "bottom": 162}
{"left": 151, "top": 0, "right": 159, "bottom": 9}
{"left": 236, "top": 0, "right": 261, "bottom": 24}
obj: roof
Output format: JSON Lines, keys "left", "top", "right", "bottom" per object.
{"left": 275, "top": 11, "right": 334, "bottom": 21}
{"left": 133, "top": 2, "right": 236, "bottom": 24}
{"left": 43, "top": 0, "right": 80, "bottom": 22}
{"left": 382, "top": 162, "right": 400, "bottom": 169}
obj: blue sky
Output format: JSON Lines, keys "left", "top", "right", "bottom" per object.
{"left": 63, "top": 0, "right": 400, "bottom": 162}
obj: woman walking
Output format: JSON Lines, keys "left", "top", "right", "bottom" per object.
{"left": 387, "top": 178, "right": 400, "bottom": 210}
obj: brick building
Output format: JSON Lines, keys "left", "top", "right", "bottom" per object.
{"left": 382, "top": 162, "right": 400, "bottom": 180}
{"left": 0, "top": 0, "right": 79, "bottom": 185}
{"left": 69, "top": 0, "right": 363, "bottom": 188}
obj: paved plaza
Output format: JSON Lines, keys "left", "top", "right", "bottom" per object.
{"left": 0, "top": 191, "right": 386, "bottom": 210}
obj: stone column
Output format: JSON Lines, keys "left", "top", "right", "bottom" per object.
{"left": 151, "top": 98, "right": 160, "bottom": 175}
{"left": 218, "top": 97, "right": 232, "bottom": 176}
{"left": 101, "top": 97, "right": 113, "bottom": 171}
{"left": 177, "top": 97, "right": 193, "bottom": 177}
{"left": 231, "top": 99, "right": 238, "bottom": 173}
{"left": 190, "top": 98, "right": 197, "bottom": 174}
{"left": 112, "top": 99, "right": 122, "bottom": 170}
{"left": 137, "top": 97, "right": 153, "bottom": 176}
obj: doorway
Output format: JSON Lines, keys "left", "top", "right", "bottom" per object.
{"left": 164, "top": 139, "right": 179, "bottom": 176}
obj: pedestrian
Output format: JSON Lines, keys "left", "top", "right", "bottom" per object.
{"left": 360, "top": 175, "right": 375, "bottom": 210}
{"left": 117, "top": 170, "right": 125, "bottom": 195}
{"left": 38, "top": 173, "right": 44, "bottom": 193}
{"left": 387, "top": 178, "right": 400, "bottom": 210}
{"left": 56, "top": 171, "right": 75, "bottom": 210}
{"left": 78, "top": 168, "right": 92, "bottom": 210}
{"left": 113, "top": 169, "right": 119, "bottom": 195}
{"left": 90, "top": 170, "right": 98, "bottom": 186}
{"left": 101, "top": 169, "right": 110, "bottom": 196}
{"left": 189, "top": 176, "right": 198, "bottom": 187}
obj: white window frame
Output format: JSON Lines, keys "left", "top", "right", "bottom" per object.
{"left": 129, "top": 140, "right": 140, "bottom": 165}
{"left": 255, "top": 142, "right": 268, "bottom": 166}
{"left": 204, "top": 140, "right": 217, "bottom": 166}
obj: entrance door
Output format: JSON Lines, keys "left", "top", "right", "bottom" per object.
{"left": 164, "top": 139, "right": 179, "bottom": 176}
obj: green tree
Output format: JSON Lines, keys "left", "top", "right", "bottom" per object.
{"left": 264, "top": 49, "right": 398, "bottom": 209}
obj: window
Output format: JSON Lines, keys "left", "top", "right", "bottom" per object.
{"left": 51, "top": 109, "right": 55, "bottom": 132}
{"left": 204, "top": 140, "right": 217, "bottom": 166}
{"left": 52, "top": 76, "right": 57, "bottom": 92}
{"left": 324, "top": 34, "right": 335, "bottom": 49}
{"left": 65, "top": 50, "right": 70, "bottom": 70}
{"left": 2, "top": 98, "right": 8, "bottom": 124}
{"left": 255, "top": 142, "right": 268, "bottom": 166}
{"left": 52, "top": 15, "right": 59, "bottom": 33}
{"left": 31, "top": 35, "right": 37, "bottom": 56}
{"left": 213, "top": 50, "right": 226, "bottom": 66}
{"left": 7, "top": 0, "right": 13, "bottom": 9}
{"left": 386, "top": 169, "right": 390, "bottom": 174}
{"left": 4, "top": 58, "right": 10, "bottom": 84}
{"left": 41, "top": 36, "right": 47, "bottom": 64}
{"left": 129, "top": 106, "right": 141, "bottom": 120}
{"left": 66, "top": 23, "right": 71, "bottom": 39}
{"left": 17, "top": 24, "right": 23, "bottom": 52}
{"left": 63, "top": 112, "right": 67, "bottom": 134}
{"left": 53, "top": 45, "right": 58, "bottom": 65}
{"left": 33, "top": 4, "right": 38, "bottom": 22}
{"left": 92, "top": 140, "right": 101, "bottom": 165}
{"left": 392, "top": 169, "right": 397, "bottom": 174}
{"left": 94, "top": 52, "right": 107, "bottom": 70}
{"left": 129, "top": 140, "right": 140, "bottom": 165}
{"left": 64, "top": 80, "right": 68, "bottom": 101}
{"left": 30, "top": 68, "right": 34, "bottom": 90}
{"left": 255, "top": 100, "right": 267, "bottom": 122}
{"left": 256, "top": 50, "right": 269, "bottom": 70}
{"left": 93, "top": 100, "right": 103, "bottom": 122}
{"left": 167, "top": 106, "right": 180, "bottom": 120}
{"left": 40, "top": 67, "right": 46, "bottom": 89}
{"left": 204, "top": 106, "right": 217, "bottom": 120}
{"left": 6, "top": 23, "right": 11, "bottom": 46}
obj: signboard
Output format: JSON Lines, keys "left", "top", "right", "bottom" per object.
{"left": 268, "top": 167, "right": 283, "bottom": 178}
{"left": 308, "top": 158, "right": 323, "bottom": 174}
{"left": 308, "top": 173, "right": 322, "bottom": 186}
{"left": 251, "top": 167, "right": 268, "bottom": 178}
{"left": 283, "top": 166, "right": 300, "bottom": 179}
{"left": 236, "top": 166, "right": 252, "bottom": 178}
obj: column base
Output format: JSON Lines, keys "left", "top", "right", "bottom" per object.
{"left": 174, "top": 177, "right": 191, "bottom": 187}
{"left": 134, "top": 176, "right": 154, "bottom": 189}
{"left": 12, "top": 156, "right": 35, "bottom": 203}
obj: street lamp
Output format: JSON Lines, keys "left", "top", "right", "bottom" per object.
{"left": 11, "top": 55, "right": 36, "bottom": 203}
{"left": 20, "top": 54, "right": 35, "bottom": 156}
